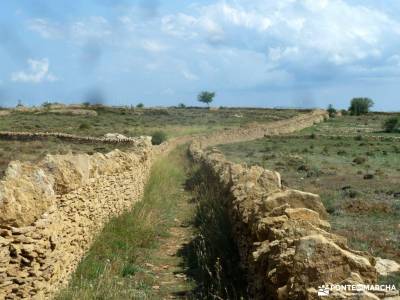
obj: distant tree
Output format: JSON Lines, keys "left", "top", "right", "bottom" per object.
{"left": 17, "top": 100, "right": 23, "bottom": 107}
{"left": 197, "top": 91, "right": 215, "bottom": 107}
{"left": 383, "top": 117, "right": 400, "bottom": 133}
{"left": 327, "top": 104, "right": 336, "bottom": 118}
{"left": 349, "top": 98, "right": 374, "bottom": 115}
{"left": 42, "top": 101, "right": 52, "bottom": 108}
{"left": 178, "top": 103, "right": 186, "bottom": 108}
{"left": 82, "top": 101, "right": 91, "bottom": 107}
{"left": 136, "top": 103, "right": 144, "bottom": 108}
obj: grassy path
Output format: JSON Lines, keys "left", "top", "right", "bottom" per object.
{"left": 57, "top": 146, "right": 197, "bottom": 299}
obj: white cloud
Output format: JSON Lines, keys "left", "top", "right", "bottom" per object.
{"left": 71, "top": 16, "right": 111, "bottom": 40}
{"left": 181, "top": 69, "right": 198, "bottom": 81}
{"left": 11, "top": 58, "right": 58, "bottom": 83}
{"left": 28, "top": 16, "right": 112, "bottom": 42}
{"left": 28, "top": 18, "right": 63, "bottom": 39}
{"left": 142, "top": 40, "right": 169, "bottom": 53}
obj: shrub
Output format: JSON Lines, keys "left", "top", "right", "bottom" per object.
{"left": 136, "top": 103, "right": 144, "bottom": 108}
{"left": 327, "top": 104, "right": 336, "bottom": 117}
{"left": 151, "top": 130, "right": 167, "bottom": 145}
{"left": 349, "top": 98, "right": 374, "bottom": 115}
{"left": 383, "top": 117, "right": 400, "bottom": 133}
{"left": 353, "top": 156, "right": 367, "bottom": 165}
{"left": 177, "top": 103, "right": 186, "bottom": 108}
{"left": 78, "top": 122, "right": 91, "bottom": 130}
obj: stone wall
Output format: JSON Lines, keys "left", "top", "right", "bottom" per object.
{"left": 188, "top": 110, "right": 398, "bottom": 299}
{"left": 0, "top": 131, "right": 147, "bottom": 145}
{"left": 188, "top": 143, "right": 384, "bottom": 299}
{"left": 0, "top": 137, "right": 153, "bottom": 299}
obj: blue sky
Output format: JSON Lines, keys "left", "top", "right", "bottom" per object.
{"left": 1, "top": 0, "right": 400, "bottom": 111}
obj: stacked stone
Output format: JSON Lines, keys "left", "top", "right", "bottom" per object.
{"left": 0, "top": 131, "right": 149, "bottom": 145}
{"left": 0, "top": 139, "right": 153, "bottom": 299}
{"left": 188, "top": 143, "right": 391, "bottom": 299}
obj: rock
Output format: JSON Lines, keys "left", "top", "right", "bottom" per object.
{"left": 264, "top": 189, "right": 328, "bottom": 219}
{"left": 0, "top": 161, "right": 55, "bottom": 227}
{"left": 104, "top": 133, "right": 128, "bottom": 139}
{"left": 375, "top": 257, "right": 400, "bottom": 276}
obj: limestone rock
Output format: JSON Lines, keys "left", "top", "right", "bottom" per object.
{"left": 375, "top": 257, "right": 400, "bottom": 276}
{"left": 0, "top": 161, "right": 55, "bottom": 227}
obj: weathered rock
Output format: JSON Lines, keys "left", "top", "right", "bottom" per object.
{"left": 375, "top": 257, "right": 400, "bottom": 276}
{"left": 264, "top": 189, "right": 328, "bottom": 219}
{"left": 0, "top": 161, "right": 55, "bottom": 227}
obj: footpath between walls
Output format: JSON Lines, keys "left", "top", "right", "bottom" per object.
{"left": 0, "top": 109, "right": 356, "bottom": 299}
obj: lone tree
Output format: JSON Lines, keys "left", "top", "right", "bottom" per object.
{"left": 349, "top": 98, "right": 374, "bottom": 115}
{"left": 198, "top": 91, "right": 215, "bottom": 107}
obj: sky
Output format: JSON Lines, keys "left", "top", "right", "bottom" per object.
{"left": 1, "top": 0, "right": 400, "bottom": 111}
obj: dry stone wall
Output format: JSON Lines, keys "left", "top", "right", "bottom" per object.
{"left": 0, "top": 131, "right": 147, "bottom": 145}
{"left": 195, "top": 109, "right": 328, "bottom": 148}
{"left": 188, "top": 144, "right": 390, "bottom": 299}
{"left": 0, "top": 137, "right": 153, "bottom": 299}
{"left": 188, "top": 111, "right": 398, "bottom": 299}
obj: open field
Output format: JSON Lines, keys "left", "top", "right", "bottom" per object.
{"left": 301, "top": 113, "right": 400, "bottom": 137}
{"left": 218, "top": 116, "right": 400, "bottom": 285}
{"left": 0, "top": 107, "right": 304, "bottom": 138}
{"left": 0, "top": 107, "right": 304, "bottom": 176}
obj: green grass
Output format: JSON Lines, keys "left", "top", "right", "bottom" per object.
{"left": 56, "top": 146, "right": 194, "bottom": 300}
{"left": 218, "top": 134, "right": 400, "bottom": 267}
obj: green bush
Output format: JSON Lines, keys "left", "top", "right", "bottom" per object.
{"left": 136, "top": 103, "right": 144, "bottom": 108}
{"left": 349, "top": 98, "right": 374, "bottom": 115}
{"left": 383, "top": 117, "right": 400, "bottom": 133}
{"left": 327, "top": 104, "right": 336, "bottom": 117}
{"left": 151, "top": 131, "right": 168, "bottom": 145}
{"left": 78, "top": 122, "right": 91, "bottom": 130}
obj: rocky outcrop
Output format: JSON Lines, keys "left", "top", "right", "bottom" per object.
{"left": 188, "top": 142, "right": 392, "bottom": 299}
{"left": 0, "top": 138, "right": 153, "bottom": 299}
